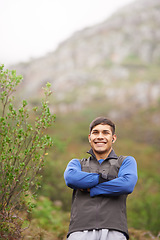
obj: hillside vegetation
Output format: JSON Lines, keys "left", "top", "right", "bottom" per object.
{"left": 4, "top": 0, "right": 160, "bottom": 238}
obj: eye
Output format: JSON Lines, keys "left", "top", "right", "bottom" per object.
{"left": 92, "top": 130, "right": 99, "bottom": 135}
{"left": 103, "top": 130, "right": 109, "bottom": 135}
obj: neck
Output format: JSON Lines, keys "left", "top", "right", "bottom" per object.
{"left": 93, "top": 148, "right": 112, "bottom": 160}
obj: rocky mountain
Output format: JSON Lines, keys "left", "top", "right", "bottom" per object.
{"left": 12, "top": 0, "right": 160, "bottom": 122}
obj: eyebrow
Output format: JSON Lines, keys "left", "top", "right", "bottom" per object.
{"left": 92, "top": 129, "right": 111, "bottom": 133}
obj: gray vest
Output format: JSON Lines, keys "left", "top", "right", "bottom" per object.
{"left": 68, "top": 155, "right": 129, "bottom": 239}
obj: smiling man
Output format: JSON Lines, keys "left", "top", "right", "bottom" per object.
{"left": 64, "top": 117, "right": 138, "bottom": 240}
{"left": 88, "top": 120, "right": 116, "bottom": 159}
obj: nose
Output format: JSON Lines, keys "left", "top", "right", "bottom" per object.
{"left": 97, "top": 132, "right": 104, "bottom": 138}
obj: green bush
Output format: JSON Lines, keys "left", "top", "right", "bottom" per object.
{"left": 0, "top": 65, "right": 55, "bottom": 238}
{"left": 128, "top": 176, "right": 160, "bottom": 236}
{"left": 32, "top": 196, "right": 69, "bottom": 239}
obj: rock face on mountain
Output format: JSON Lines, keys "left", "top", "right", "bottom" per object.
{"left": 12, "top": 0, "right": 160, "bottom": 119}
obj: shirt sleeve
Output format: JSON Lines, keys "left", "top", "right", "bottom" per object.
{"left": 90, "top": 156, "right": 138, "bottom": 197}
{"left": 64, "top": 158, "right": 99, "bottom": 189}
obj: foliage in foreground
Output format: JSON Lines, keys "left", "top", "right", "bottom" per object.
{"left": 23, "top": 196, "right": 69, "bottom": 240}
{"left": 0, "top": 65, "right": 55, "bottom": 239}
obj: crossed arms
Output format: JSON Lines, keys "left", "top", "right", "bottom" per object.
{"left": 64, "top": 156, "right": 138, "bottom": 197}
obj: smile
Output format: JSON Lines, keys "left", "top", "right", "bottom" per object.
{"left": 94, "top": 142, "right": 106, "bottom": 145}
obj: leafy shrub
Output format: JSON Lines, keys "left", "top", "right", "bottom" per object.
{"left": 31, "top": 196, "right": 69, "bottom": 239}
{"left": 0, "top": 65, "right": 55, "bottom": 238}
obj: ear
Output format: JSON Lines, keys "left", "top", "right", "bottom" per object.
{"left": 88, "top": 134, "right": 91, "bottom": 143}
{"left": 112, "top": 134, "right": 117, "bottom": 144}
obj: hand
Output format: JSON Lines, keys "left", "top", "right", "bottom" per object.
{"left": 99, "top": 173, "right": 117, "bottom": 183}
{"left": 80, "top": 188, "right": 90, "bottom": 192}
{"left": 99, "top": 173, "right": 108, "bottom": 183}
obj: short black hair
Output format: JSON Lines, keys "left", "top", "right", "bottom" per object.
{"left": 89, "top": 116, "right": 115, "bottom": 135}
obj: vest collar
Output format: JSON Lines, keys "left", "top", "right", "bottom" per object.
{"left": 87, "top": 148, "right": 118, "bottom": 161}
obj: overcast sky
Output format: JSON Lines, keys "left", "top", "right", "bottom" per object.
{"left": 0, "top": 0, "right": 134, "bottom": 66}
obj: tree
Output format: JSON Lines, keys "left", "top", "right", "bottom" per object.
{"left": 0, "top": 65, "right": 55, "bottom": 239}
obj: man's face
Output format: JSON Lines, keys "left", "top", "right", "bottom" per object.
{"left": 88, "top": 124, "right": 116, "bottom": 159}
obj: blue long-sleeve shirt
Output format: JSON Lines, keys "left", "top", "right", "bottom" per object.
{"left": 64, "top": 153, "right": 138, "bottom": 197}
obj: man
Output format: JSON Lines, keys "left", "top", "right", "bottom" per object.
{"left": 64, "top": 117, "right": 138, "bottom": 240}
